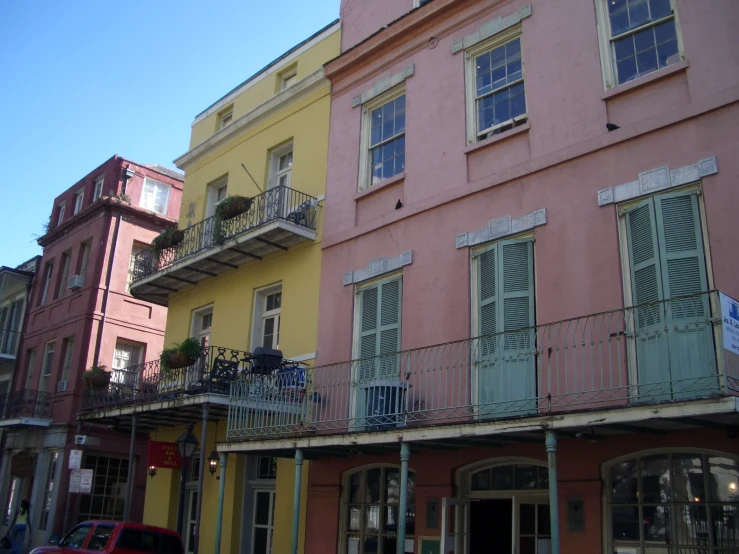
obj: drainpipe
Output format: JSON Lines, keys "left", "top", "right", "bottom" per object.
{"left": 193, "top": 405, "right": 208, "bottom": 554}
{"left": 545, "top": 430, "right": 560, "bottom": 554}
{"left": 213, "top": 453, "right": 227, "bottom": 554}
{"left": 291, "top": 449, "right": 304, "bottom": 554}
{"left": 123, "top": 413, "right": 137, "bottom": 520}
{"left": 397, "top": 443, "right": 410, "bottom": 554}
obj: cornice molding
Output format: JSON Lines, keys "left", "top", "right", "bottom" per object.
{"left": 456, "top": 208, "right": 546, "bottom": 248}
{"left": 175, "top": 68, "right": 330, "bottom": 170}
{"left": 344, "top": 251, "right": 413, "bottom": 286}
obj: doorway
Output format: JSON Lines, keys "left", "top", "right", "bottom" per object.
{"left": 469, "top": 498, "right": 550, "bottom": 554}
{"left": 185, "top": 489, "right": 198, "bottom": 554}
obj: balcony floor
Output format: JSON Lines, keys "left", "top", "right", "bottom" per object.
{"left": 131, "top": 219, "right": 316, "bottom": 306}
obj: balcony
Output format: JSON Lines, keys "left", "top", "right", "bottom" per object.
{"left": 130, "top": 185, "right": 318, "bottom": 306}
{"left": 80, "top": 346, "right": 306, "bottom": 429}
{"left": 0, "top": 328, "right": 21, "bottom": 359}
{"left": 0, "top": 389, "right": 52, "bottom": 425}
{"left": 226, "top": 291, "right": 739, "bottom": 442}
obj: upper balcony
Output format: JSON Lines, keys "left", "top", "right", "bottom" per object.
{"left": 225, "top": 291, "right": 739, "bottom": 447}
{"left": 129, "top": 185, "right": 318, "bottom": 306}
{"left": 0, "top": 328, "right": 21, "bottom": 360}
{"left": 0, "top": 389, "right": 52, "bottom": 427}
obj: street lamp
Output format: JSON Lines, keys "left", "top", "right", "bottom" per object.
{"left": 208, "top": 450, "right": 219, "bottom": 476}
{"left": 176, "top": 423, "right": 199, "bottom": 537}
{"left": 148, "top": 465, "right": 157, "bottom": 479}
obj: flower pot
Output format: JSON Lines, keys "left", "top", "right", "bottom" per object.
{"left": 170, "top": 230, "right": 185, "bottom": 246}
{"left": 217, "top": 197, "right": 253, "bottom": 220}
{"left": 166, "top": 351, "right": 197, "bottom": 370}
{"left": 84, "top": 372, "right": 111, "bottom": 389}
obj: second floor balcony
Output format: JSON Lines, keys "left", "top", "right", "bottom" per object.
{"left": 225, "top": 291, "right": 739, "bottom": 443}
{"left": 0, "top": 388, "right": 52, "bottom": 425}
{"left": 130, "top": 185, "right": 318, "bottom": 305}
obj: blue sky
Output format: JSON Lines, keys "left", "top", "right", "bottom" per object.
{"left": 0, "top": 0, "right": 339, "bottom": 267}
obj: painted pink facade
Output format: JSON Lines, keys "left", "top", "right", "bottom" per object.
{"left": 304, "top": 1, "right": 739, "bottom": 554}
{"left": 0, "top": 156, "right": 183, "bottom": 544}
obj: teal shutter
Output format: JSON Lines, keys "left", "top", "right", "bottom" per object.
{"left": 477, "top": 238, "right": 535, "bottom": 417}
{"left": 624, "top": 191, "right": 715, "bottom": 401}
{"left": 358, "top": 285, "right": 379, "bottom": 381}
{"left": 357, "top": 277, "right": 402, "bottom": 380}
{"left": 378, "top": 279, "right": 401, "bottom": 377}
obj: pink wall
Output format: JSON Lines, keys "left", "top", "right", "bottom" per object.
{"left": 317, "top": 0, "right": 739, "bottom": 367}
{"left": 306, "top": 429, "right": 739, "bottom": 554}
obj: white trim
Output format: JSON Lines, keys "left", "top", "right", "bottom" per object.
{"left": 93, "top": 175, "right": 104, "bottom": 201}
{"left": 176, "top": 68, "right": 329, "bottom": 169}
{"left": 250, "top": 283, "right": 282, "bottom": 352}
{"left": 73, "top": 189, "right": 84, "bottom": 215}
{"left": 457, "top": 209, "right": 545, "bottom": 248}
{"left": 140, "top": 177, "right": 171, "bottom": 215}
{"left": 452, "top": 4, "right": 532, "bottom": 54}
{"left": 351, "top": 65, "right": 414, "bottom": 108}
{"left": 598, "top": 156, "right": 718, "bottom": 206}
{"left": 191, "top": 22, "right": 339, "bottom": 126}
{"left": 343, "top": 251, "right": 413, "bottom": 286}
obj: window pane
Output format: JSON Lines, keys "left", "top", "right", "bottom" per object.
{"left": 515, "top": 465, "right": 538, "bottom": 490}
{"left": 672, "top": 454, "right": 705, "bottom": 503}
{"left": 366, "top": 506, "right": 380, "bottom": 533}
{"left": 642, "top": 455, "right": 672, "bottom": 503}
{"left": 347, "top": 535, "right": 360, "bottom": 554}
{"left": 707, "top": 456, "right": 739, "bottom": 502}
{"left": 520, "top": 503, "right": 535, "bottom": 534}
{"left": 364, "top": 535, "right": 379, "bottom": 554}
{"left": 673, "top": 503, "right": 709, "bottom": 548}
{"left": 255, "top": 492, "right": 271, "bottom": 525}
{"left": 349, "top": 472, "right": 362, "bottom": 503}
{"left": 367, "top": 469, "right": 382, "bottom": 503}
{"left": 538, "top": 504, "right": 551, "bottom": 535}
{"left": 87, "top": 525, "right": 114, "bottom": 551}
{"left": 634, "top": 28, "right": 655, "bottom": 53}
{"left": 384, "top": 505, "right": 399, "bottom": 533}
{"left": 491, "top": 465, "right": 513, "bottom": 490}
{"left": 612, "top": 460, "right": 639, "bottom": 503}
{"left": 650, "top": 0, "right": 671, "bottom": 19}
{"left": 471, "top": 469, "right": 490, "bottom": 491}
{"left": 386, "top": 469, "right": 399, "bottom": 504}
{"left": 657, "top": 38, "right": 678, "bottom": 67}
{"left": 711, "top": 505, "right": 739, "bottom": 549}
{"left": 348, "top": 507, "right": 361, "bottom": 532}
{"left": 643, "top": 504, "right": 670, "bottom": 542}
{"left": 253, "top": 528, "right": 268, "bottom": 554}
{"left": 609, "top": 0, "right": 627, "bottom": 15}
{"left": 629, "top": 0, "right": 650, "bottom": 28}
{"left": 617, "top": 55, "right": 638, "bottom": 83}
{"left": 612, "top": 505, "right": 640, "bottom": 541}
{"left": 610, "top": 9, "right": 630, "bottom": 36}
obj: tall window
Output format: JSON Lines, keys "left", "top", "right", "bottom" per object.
{"left": 39, "top": 341, "right": 55, "bottom": 394}
{"left": 40, "top": 261, "right": 54, "bottom": 305}
{"left": 78, "top": 240, "right": 92, "bottom": 279}
{"left": 268, "top": 144, "right": 293, "bottom": 191}
{"left": 596, "top": 0, "right": 680, "bottom": 88}
{"left": 255, "top": 456, "right": 277, "bottom": 480}
{"left": 59, "top": 337, "right": 75, "bottom": 384}
{"left": 24, "top": 348, "right": 36, "bottom": 390}
{"left": 219, "top": 107, "right": 233, "bottom": 130}
{"left": 57, "top": 251, "right": 71, "bottom": 299}
{"left": 39, "top": 452, "right": 59, "bottom": 531}
{"left": 93, "top": 175, "right": 104, "bottom": 201}
{"left": 608, "top": 451, "right": 739, "bottom": 552}
{"left": 127, "top": 243, "right": 146, "bottom": 290}
{"left": 74, "top": 189, "right": 84, "bottom": 215}
{"left": 140, "top": 178, "right": 170, "bottom": 215}
{"left": 205, "top": 177, "right": 228, "bottom": 219}
{"left": 78, "top": 455, "right": 129, "bottom": 522}
{"left": 112, "top": 341, "right": 142, "bottom": 373}
{"left": 356, "top": 277, "right": 402, "bottom": 380}
{"left": 57, "top": 201, "right": 66, "bottom": 226}
{"left": 262, "top": 292, "right": 281, "bottom": 349}
{"left": 192, "top": 307, "right": 213, "bottom": 351}
{"left": 249, "top": 456, "right": 277, "bottom": 554}
{"left": 360, "top": 90, "right": 406, "bottom": 190}
{"left": 344, "top": 467, "right": 416, "bottom": 554}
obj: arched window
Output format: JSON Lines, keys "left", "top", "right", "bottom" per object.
{"left": 606, "top": 451, "right": 739, "bottom": 553}
{"left": 469, "top": 463, "right": 549, "bottom": 492}
{"left": 343, "top": 466, "right": 416, "bottom": 554}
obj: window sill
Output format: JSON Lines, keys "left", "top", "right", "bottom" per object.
{"left": 355, "top": 173, "right": 405, "bottom": 201}
{"left": 602, "top": 59, "right": 689, "bottom": 101}
{"left": 464, "top": 121, "right": 531, "bottom": 155}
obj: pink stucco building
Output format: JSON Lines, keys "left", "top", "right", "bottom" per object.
{"left": 222, "top": 1, "right": 739, "bottom": 554}
{"left": 0, "top": 156, "right": 183, "bottom": 545}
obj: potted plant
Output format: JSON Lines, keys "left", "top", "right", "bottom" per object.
{"left": 82, "top": 363, "right": 111, "bottom": 389}
{"left": 214, "top": 195, "right": 253, "bottom": 244}
{"left": 160, "top": 338, "right": 203, "bottom": 377}
{"left": 151, "top": 226, "right": 185, "bottom": 259}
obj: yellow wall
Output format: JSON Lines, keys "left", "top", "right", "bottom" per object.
{"left": 142, "top": 25, "right": 340, "bottom": 554}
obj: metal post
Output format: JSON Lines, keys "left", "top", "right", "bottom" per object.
{"left": 176, "top": 422, "right": 194, "bottom": 537}
{"left": 291, "top": 449, "right": 304, "bottom": 554}
{"left": 193, "top": 406, "right": 208, "bottom": 554}
{"left": 63, "top": 422, "right": 83, "bottom": 532}
{"left": 213, "top": 453, "right": 228, "bottom": 554}
{"left": 545, "top": 430, "right": 560, "bottom": 554}
{"left": 397, "top": 443, "right": 410, "bottom": 554}
{"left": 123, "top": 413, "right": 137, "bottom": 521}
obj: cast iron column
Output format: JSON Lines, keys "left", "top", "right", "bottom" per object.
{"left": 397, "top": 443, "right": 410, "bottom": 554}
{"left": 545, "top": 430, "right": 560, "bottom": 554}
{"left": 214, "top": 453, "right": 228, "bottom": 554}
{"left": 123, "top": 413, "right": 137, "bottom": 520}
{"left": 193, "top": 405, "right": 208, "bottom": 554}
{"left": 291, "top": 448, "right": 304, "bottom": 554}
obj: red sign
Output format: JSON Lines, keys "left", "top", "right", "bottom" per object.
{"left": 147, "top": 440, "right": 182, "bottom": 469}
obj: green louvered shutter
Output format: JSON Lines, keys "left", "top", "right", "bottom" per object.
{"left": 358, "top": 285, "right": 379, "bottom": 381}
{"left": 654, "top": 191, "right": 715, "bottom": 396}
{"left": 378, "top": 279, "right": 401, "bottom": 377}
{"left": 477, "top": 238, "right": 535, "bottom": 417}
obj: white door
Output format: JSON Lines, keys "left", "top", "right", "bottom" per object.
{"left": 252, "top": 489, "right": 276, "bottom": 554}
{"left": 188, "top": 309, "right": 212, "bottom": 388}
{"left": 205, "top": 181, "right": 228, "bottom": 246}
{"left": 441, "top": 497, "right": 470, "bottom": 554}
{"left": 515, "top": 497, "right": 551, "bottom": 554}
{"left": 185, "top": 489, "right": 198, "bottom": 553}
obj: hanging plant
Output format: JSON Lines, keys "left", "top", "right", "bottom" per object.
{"left": 151, "top": 226, "right": 185, "bottom": 259}
{"left": 160, "top": 338, "right": 203, "bottom": 377}
{"left": 82, "top": 363, "right": 111, "bottom": 389}
{"left": 213, "top": 196, "right": 253, "bottom": 245}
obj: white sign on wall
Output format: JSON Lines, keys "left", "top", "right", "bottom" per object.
{"left": 69, "top": 449, "right": 83, "bottom": 470}
{"left": 69, "top": 470, "right": 81, "bottom": 493}
{"left": 69, "top": 469, "right": 93, "bottom": 494}
{"left": 720, "top": 292, "right": 739, "bottom": 356}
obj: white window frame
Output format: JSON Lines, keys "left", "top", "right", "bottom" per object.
{"left": 358, "top": 86, "right": 406, "bottom": 191}
{"left": 464, "top": 26, "right": 527, "bottom": 145}
{"left": 24, "top": 348, "right": 37, "bottom": 390}
{"left": 112, "top": 340, "right": 143, "bottom": 374}
{"left": 74, "top": 189, "right": 84, "bottom": 215}
{"left": 79, "top": 241, "right": 91, "bottom": 278}
{"left": 191, "top": 305, "right": 214, "bottom": 351}
{"left": 140, "top": 177, "right": 171, "bottom": 215}
{"left": 593, "top": 0, "right": 684, "bottom": 91}
{"left": 251, "top": 285, "right": 282, "bottom": 351}
{"left": 39, "top": 340, "right": 55, "bottom": 393}
{"left": 250, "top": 488, "right": 276, "bottom": 554}
{"left": 57, "top": 250, "right": 71, "bottom": 298}
{"left": 219, "top": 108, "right": 233, "bottom": 129}
{"left": 267, "top": 143, "right": 293, "bottom": 191}
{"left": 205, "top": 176, "right": 228, "bottom": 218}
{"left": 40, "top": 261, "right": 53, "bottom": 305}
{"left": 59, "top": 336, "right": 75, "bottom": 383}
{"left": 93, "top": 175, "right": 104, "bottom": 201}
{"left": 57, "top": 201, "right": 66, "bottom": 226}
{"left": 127, "top": 242, "right": 146, "bottom": 291}
{"left": 279, "top": 68, "right": 297, "bottom": 91}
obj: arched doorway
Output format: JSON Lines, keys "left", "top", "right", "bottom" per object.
{"left": 445, "top": 459, "right": 551, "bottom": 554}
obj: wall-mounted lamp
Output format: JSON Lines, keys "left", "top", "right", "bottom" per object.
{"left": 208, "top": 450, "right": 219, "bottom": 476}
{"left": 148, "top": 465, "right": 157, "bottom": 479}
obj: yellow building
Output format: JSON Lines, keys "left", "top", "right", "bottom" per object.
{"left": 79, "top": 19, "right": 340, "bottom": 554}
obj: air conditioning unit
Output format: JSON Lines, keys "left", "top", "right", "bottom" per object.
{"left": 360, "top": 380, "right": 408, "bottom": 431}
{"left": 68, "top": 275, "right": 85, "bottom": 290}
{"left": 56, "top": 381, "right": 68, "bottom": 393}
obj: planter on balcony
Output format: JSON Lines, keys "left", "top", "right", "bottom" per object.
{"left": 214, "top": 196, "right": 253, "bottom": 244}
{"left": 82, "top": 364, "right": 112, "bottom": 389}
{"left": 151, "top": 227, "right": 185, "bottom": 259}
{"left": 160, "top": 338, "right": 202, "bottom": 377}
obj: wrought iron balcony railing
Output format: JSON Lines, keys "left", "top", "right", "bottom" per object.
{"left": 227, "top": 291, "right": 739, "bottom": 440}
{"left": 0, "top": 389, "right": 52, "bottom": 420}
{"left": 0, "top": 327, "right": 21, "bottom": 357}
{"left": 132, "top": 185, "right": 317, "bottom": 283}
{"left": 82, "top": 346, "right": 305, "bottom": 411}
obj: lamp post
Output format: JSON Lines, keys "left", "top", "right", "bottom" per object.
{"left": 176, "top": 423, "right": 199, "bottom": 537}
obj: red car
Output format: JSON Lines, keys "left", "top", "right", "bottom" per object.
{"left": 31, "top": 521, "right": 184, "bottom": 554}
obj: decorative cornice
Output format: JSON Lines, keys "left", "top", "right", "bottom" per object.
{"left": 597, "top": 156, "right": 718, "bottom": 206}
{"left": 352, "top": 65, "right": 414, "bottom": 108}
{"left": 456, "top": 209, "right": 546, "bottom": 249}
{"left": 451, "top": 4, "right": 532, "bottom": 54}
{"left": 343, "top": 251, "right": 413, "bottom": 286}
{"left": 174, "top": 68, "right": 329, "bottom": 170}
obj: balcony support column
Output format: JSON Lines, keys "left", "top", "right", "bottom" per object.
{"left": 397, "top": 442, "right": 411, "bottom": 554}
{"left": 291, "top": 448, "right": 304, "bottom": 554}
{"left": 545, "top": 430, "right": 561, "bottom": 554}
{"left": 123, "top": 413, "right": 137, "bottom": 520}
{"left": 214, "top": 453, "right": 228, "bottom": 554}
{"left": 193, "top": 404, "right": 208, "bottom": 554}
